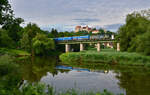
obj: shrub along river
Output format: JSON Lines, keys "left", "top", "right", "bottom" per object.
{"left": 5, "top": 56, "right": 150, "bottom": 95}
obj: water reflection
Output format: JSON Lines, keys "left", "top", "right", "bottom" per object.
{"left": 115, "top": 67, "right": 150, "bottom": 95}
{"left": 41, "top": 69, "right": 124, "bottom": 94}
{"left": 19, "top": 56, "right": 70, "bottom": 82}
{"left": 56, "top": 65, "right": 110, "bottom": 74}
{"left": 19, "top": 57, "right": 150, "bottom": 95}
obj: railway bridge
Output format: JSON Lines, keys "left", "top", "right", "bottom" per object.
{"left": 57, "top": 40, "right": 120, "bottom": 52}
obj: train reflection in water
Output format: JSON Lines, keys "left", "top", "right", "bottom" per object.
{"left": 56, "top": 65, "right": 109, "bottom": 74}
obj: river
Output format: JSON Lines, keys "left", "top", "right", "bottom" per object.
{"left": 17, "top": 56, "right": 150, "bottom": 95}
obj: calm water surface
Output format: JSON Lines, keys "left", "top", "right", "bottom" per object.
{"left": 19, "top": 56, "right": 150, "bottom": 95}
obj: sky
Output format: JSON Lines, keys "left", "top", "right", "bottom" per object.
{"left": 9, "top": 0, "right": 150, "bottom": 32}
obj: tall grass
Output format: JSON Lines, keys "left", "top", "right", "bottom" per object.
{"left": 18, "top": 83, "right": 117, "bottom": 95}
{"left": 59, "top": 48, "right": 150, "bottom": 66}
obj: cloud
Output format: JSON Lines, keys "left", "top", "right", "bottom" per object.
{"left": 104, "top": 23, "right": 124, "bottom": 32}
{"left": 72, "top": 18, "right": 100, "bottom": 23}
{"left": 9, "top": 0, "right": 150, "bottom": 31}
{"left": 40, "top": 24, "right": 75, "bottom": 32}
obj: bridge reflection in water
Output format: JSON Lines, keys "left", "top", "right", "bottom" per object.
{"left": 56, "top": 65, "right": 109, "bottom": 74}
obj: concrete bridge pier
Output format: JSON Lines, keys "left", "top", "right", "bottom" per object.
{"left": 80, "top": 43, "right": 84, "bottom": 51}
{"left": 90, "top": 43, "right": 92, "bottom": 46}
{"left": 97, "top": 42, "right": 101, "bottom": 52}
{"left": 107, "top": 42, "right": 110, "bottom": 47}
{"left": 65, "top": 44, "right": 70, "bottom": 52}
{"left": 117, "top": 43, "right": 120, "bottom": 51}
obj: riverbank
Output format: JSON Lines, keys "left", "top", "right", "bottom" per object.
{"left": 59, "top": 48, "right": 150, "bottom": 66}
{"left": 0, "top": 48, "right": 30, "bottom": 56}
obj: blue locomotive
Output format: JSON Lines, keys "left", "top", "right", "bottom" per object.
{"left": 54, "top": 35, "right": 110, "bottom": 41}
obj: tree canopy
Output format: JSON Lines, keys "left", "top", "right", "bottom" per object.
{"left": 0, "top": 29, "right": 14, "bottom": 48}
{"left": 0, "top": 0, "right": 13, "bottom": 25}
{"left": 118, "top": 9, "right": 150, "bottom": 55}
{"left": 32, "top": 33, "right": 55, "bottom": 55}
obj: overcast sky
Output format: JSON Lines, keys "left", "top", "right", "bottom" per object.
{"left": 9, "top": 0, "right": 150, "bottom": 32}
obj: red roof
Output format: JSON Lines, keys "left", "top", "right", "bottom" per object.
{"left": 88, "top": 28, "right": 92, "bottom": 30}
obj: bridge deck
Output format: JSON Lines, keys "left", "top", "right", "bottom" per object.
{"left": 57, "top": 40, "right": 115, "bottom": 44}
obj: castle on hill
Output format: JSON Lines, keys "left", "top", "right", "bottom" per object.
{"left": 75, "top": 25, "right": 100, "bottom": 34}
{"left": 75, "top": 25, "right": 92, "bottom": 32}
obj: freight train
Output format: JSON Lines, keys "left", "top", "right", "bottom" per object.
{"left": 54, "top": 35, "right": 113, "bottom": 41}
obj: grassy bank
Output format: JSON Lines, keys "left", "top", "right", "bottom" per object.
{"left": 59, "top": 48, "right": 150, "bottom": 66}
{"left": 0, "top": 48, "right": 30, "bottom": 56}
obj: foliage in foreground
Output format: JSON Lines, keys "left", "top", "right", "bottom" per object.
{"left": 59, "top": 49, "right": 150, "bottom": 66}
{"left": 17, "top": 83, "right": 117, "bottom": 95}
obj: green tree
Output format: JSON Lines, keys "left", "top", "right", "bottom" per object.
{"left": 32, "top": 33, "right": 55, "bottom": 56}
{"left": 99, "top": 28, "right": 105, "bottom": 35}
{"left": 2, "top": 18, "right": 24, "bottom": 43}
{"left": 0, "top": 0, "right": 24, "bottom": 48}
{"left": 0, "top": 29, "right": 14, "bottom": 48}
{"left": 21, "top": 23, "right": 43, "bottom": 53}
{"left": 58, "top": 32, "right": 65, "bottom": 37}
{"left": 20, "top": 32, "right": 30, "bottom": 51}
{"left": 118, "top": 9, "right": 150, "bottom": 55}
{"left": 50, "top": 28, "right": 58, "bottom": 37}
{"left": 0, "top": 0, "right": 13, "bottom": 25}
{"left": 24, "top": 23, "right": 42, "bottom": 40}
{"left": 136, "top": 31, "right": 150, "bottom": 55}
